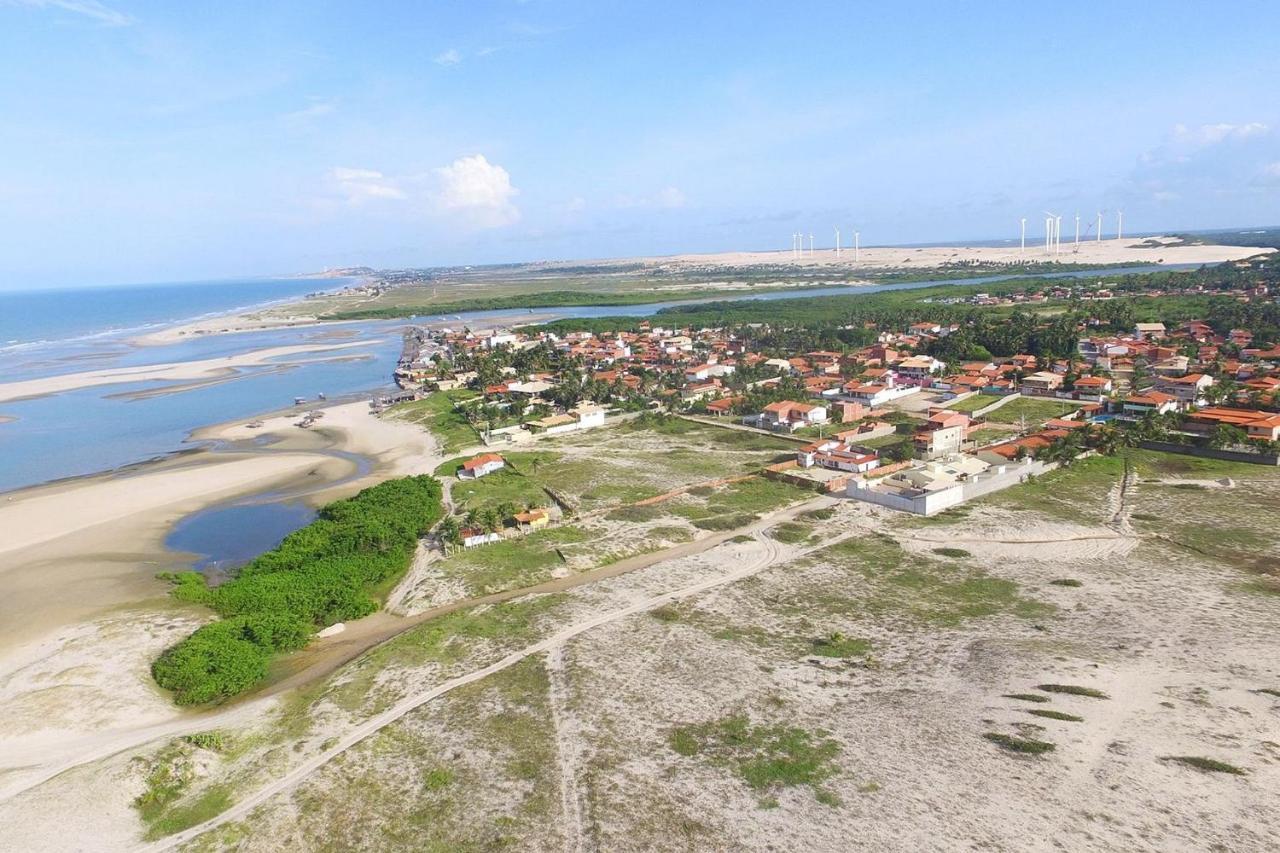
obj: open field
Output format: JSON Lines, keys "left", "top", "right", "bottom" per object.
{"left": 981, "top": 396, "right": 1081, "bottom": 425}
{"left": 2, "top": 440, "right": 1278, "bottom": 850}
{"left": 400, "top": 417, "right": 808, "bottom": 607}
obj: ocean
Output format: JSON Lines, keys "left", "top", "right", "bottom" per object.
{"left": 0, "top": 277, "right": 333, "bottom": 352}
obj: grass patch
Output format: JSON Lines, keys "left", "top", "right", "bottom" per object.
{"left": 809, "top": 633, "right": 870, "bottom": 658}
{"left": 932, "top": 547, "right": 971, "bottom": 558}
{"left": 982, "top": 397, "right": 1080, "bottom": 426}
{"left": 669, "top": 714, "right": 840, "bottom": 797}
{"left": 983, "top": 733, "right": 1055, "bottom": 755}
{"left": 1027, "top": 709, "right": 1084, "bottom": 722}
{"left": 650, "top": 604, "right": 682, "bottom": 623}
{"left": 1037, "top": 684, "right": 1109, "bottom": 699}
{"left": 1003, "top": 693, "right": 1051, "bottom": 703}
{"left": 801, "top": 507, "right": 836, "bottom": 521}
{"left": 1049, "top": 578, "right": 1082, "bottom": 587}
{"left": 772, "top": 522, "right": 812, "bottom": 544}
{"left": 1255, "top": 688, "right": 1280, "bottom": 698}
{"left": 145, "top": 785, "right": 233, "bottom": 840}
{"left": 1161, "top": 755, "right": 1246, "bottom": 775}
{"left": 729, "top": 534, "right": 753, "bottom": 543}
{"left": 606, "top": 504, "right": 664, "bottom": 523}
{"left": 387, "top": 389, "right": 482, "bottom": 454}
{"left": 813, "top": 536, "right": 1052, "bottom": 626}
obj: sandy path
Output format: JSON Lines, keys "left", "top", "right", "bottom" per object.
{"left": 142, "top": 531, "right": 788, "bottom": 851}
{"left": 0, "top": 340, "right": 379, "bottom": 403}
{"left": 546, "top": 644, "right": 590, "bottom": 853}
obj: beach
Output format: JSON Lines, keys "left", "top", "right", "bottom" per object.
{"left": 0, "top": 399, "right": 439, "bottom": 800}
{"left": 0, "top": 339, "right": 382, "bottom": 404}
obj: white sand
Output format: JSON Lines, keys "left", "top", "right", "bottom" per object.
{"left": 0, "top": 339, "right": 380, "bottom": 403}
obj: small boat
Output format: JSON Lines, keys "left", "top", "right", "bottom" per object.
{"left": 317, "top": 392, "right": 327, "bottom": 400}
{"left": 294, "top": 397, "right": 306, "bottom": 405}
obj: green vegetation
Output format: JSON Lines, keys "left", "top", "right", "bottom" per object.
{"left": 1049, "top": 578, "right": 1083, "bottom": 587}
{"left": 932, "top": 547, "right": 971, "bottom": 558}
{"left": 982, "top": 397, "right": 1080, "bottom": 426}
{"left": 772, "top": 521, "right": 813, "bottom": 544}
{"left": 983, "top": 733, "right": 1056, "bottom": 755}
{"left": 1037, "top": 684, "right": 1109, "bottom": 699}
{"left": 942, "top": 395, "right": 995, "bottom": 414}
{"left": 153, "top": 476, "right": 444, "bottom": 705}
{"left": 809, "top": 632, "right": 871, "bottom": 658}
{"left": 386, "top": 390, "right": 482, "bottom": 454}
{"left": 180, "top": 731, "right": 227, "bottom": 752}
{"left": 670, "top": 713, "right": 840, "bottom": 799}
{"left": 1027, "top": 709, "right": 1084, "bottom": 722}
{"left": 1161, "top": 755, "right": 1246, "bottom": 775}
{"left": 1003, "top": 693, "right": 1051, "bottom": 703}
{"left": 813, "top": 536, "right": 1052, "bottom": 626}
{"left": 1256, "top": 688, "right": 1280, "bottom": 698}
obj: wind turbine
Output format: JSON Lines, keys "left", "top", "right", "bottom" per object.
{"left": 1096, "top": 211, "right": 1103, "bottom": 242}
{"left": 854, "top": 230, "right": 861, "bottom": 263}
{"left": 1116, "top": 211, "right": 1123, "bottom": 242}
{"left": 808, "top": 233, "right": 814, "bottom": 255}
{"left": 1055, "top": 215, "right": 1063, "bottom": 254}
{"left": 1043, "top": 214, "right": 1054, "bottom": 254}
{"left": 1074, "top": 214, "right": 1080, "bottom": 252}
{"left": 834, "top": 227, "right": 841, "bottom": 258}
{"left": 1020, "top": 217, "right": 1027, "bottom": 256}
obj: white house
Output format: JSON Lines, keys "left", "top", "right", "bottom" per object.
{"left": 461, "top": 527, "right": 503, "bottom": 548}
{"left": 459, "top": 453, "right": 505, "bottom": 479}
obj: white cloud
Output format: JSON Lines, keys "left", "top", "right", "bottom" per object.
{"left": 1172, "top": 122, "right": 1269, "bottom": 147}
{"left": 433, "top": 154, "right": 520, "bottom": 227}
{"left": 329, "top": 167, "right": 406, "bottom": 204}
{"left": 655, "top": 186, "right": 687, "bottom": 208}
{"left": 1264, "top": 162, "right": 1280, "bottom": 178}
{"left": 8, "top": 0, "right": 131, "bottom": 26}
{"left": 433, "top": 48, "right": 462, "bottom": 66}
{"left": 565, "top": 195, "right": 587, "bottom": 212}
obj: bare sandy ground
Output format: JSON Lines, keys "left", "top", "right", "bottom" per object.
{"left": 616, "top": 235, "right": 1273, "bottom": 270}
{"left": 0, "top": 339, "right": 380, "bottom": 403}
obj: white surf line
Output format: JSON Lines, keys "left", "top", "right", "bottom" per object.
{"left": 143, "top": 532, "right": 790, "bottom": 852}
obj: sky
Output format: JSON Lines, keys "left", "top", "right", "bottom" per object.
{"left": 2, "top": 0, "right": 1280, "bottom": 289}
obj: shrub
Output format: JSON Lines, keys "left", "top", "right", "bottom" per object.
{"left": 1027, "top": 709, "right": 1083, "bottom": 722}
{"left": 1037, "top": 683, "right": 1109, "bottom": 699}
{"left": 1049, "top": 578, "right": 1082, "bottom": 587}
{"left": 983, "top": 733, "right": 1055, "bottom": 755}
{"left": 932, "top": 547, "right": 971, "bottom": 558}
{"left": 153, "top": 476, "right": 444, "bottom": 704}
{"left": 1003, "top": 693, "right": 1051, "bottom": 703}
{"left": 1161, "top": 755, "right": 1246, "bottom": 775}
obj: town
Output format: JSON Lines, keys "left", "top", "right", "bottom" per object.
{"left": 385, "top": 270, "right": 1280, "bottom": 537}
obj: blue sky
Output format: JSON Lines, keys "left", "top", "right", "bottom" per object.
{"left": 2, "top": 0, "right": 1279, "bottom": 288}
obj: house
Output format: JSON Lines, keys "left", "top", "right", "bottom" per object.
{"left": 1185, "top": 407, "right": 1280, "bottom": 441}
{"left": 1133, "top": 322, "right": 1167, "bottom": 341}
{"left": 895, "top": 355, "right": 946, "bottom": 383}
{"left": 756, "top": 400, "right": 829, "bottom": 431}
{"left": 796, "top": 439, "right": 880, "bottom": 473}
{"left": 913, "top": 410, "right": 971, "bottom": 459}
{"left": 512, "top": 508, "right": 551, "bottom": 530}
{"left": 572, "top": 402, "right": 606, "bottom": 428}
{"left": 1153, "top": 373, "right": 1215, "bottom": 407}
{"left": 705, "top": 396, "right": 744, "bottom": 416}
{"left": 460, "top": 527, "right": 502, "bottom": 548}
{"left": 1121, "top": 390, "right": 1180, "bottom": 418}
{"left": 459, "top": 453, "right": 505, "bottom": 479}
{"left": 1020, "top": 371, "right": 1065, "bottom": 396}
{"left": 1071, "top": 375, "right": 1113, "bottom": 398}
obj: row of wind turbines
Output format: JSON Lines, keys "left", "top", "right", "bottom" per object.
{"left": 1019, "top": 211, "right": 1125, "bottom": 256}
{"left": 790, "top": 229, "right": 861, "bottom": 261}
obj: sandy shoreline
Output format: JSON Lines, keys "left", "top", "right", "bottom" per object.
{"left": 0, "top": 339, "right": 382, "bottom": 404}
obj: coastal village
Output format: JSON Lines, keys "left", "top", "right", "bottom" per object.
{"left": 385, "top": 277, "right": 1280, "bottom": 541}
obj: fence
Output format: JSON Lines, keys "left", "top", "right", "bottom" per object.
{"left": 1137, "top": 440, "right": 1279, "bottom": 466}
